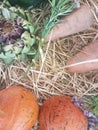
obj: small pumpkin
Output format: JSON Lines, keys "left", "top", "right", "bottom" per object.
{"left": 0, "top": 85, "right": 39, "bottom": 130}
{"left": 39, "top": 96, "right": 88, "bottom": 130}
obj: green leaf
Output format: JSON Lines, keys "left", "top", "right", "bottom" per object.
{"left": 17, "top": 8, "right": 26, "bottom": 19}
{"left": 10, "top": 12, "right": 17, "bottom": 19}
{"left": 88, "top": 97, "right": 98, "bottom": 116}
{"left": 27, "top": 52, "right": 35, "bottom": 56}
{"left": 0, "top": 51, "right": 16, "bottom": 65}
{"left": 22, "top": 45, "right": 30, "bottom": 54}
{"left": 93, "top": 105, "right": 98, "bottom": 116}
{"left": 27, "top": 38, "right": 35, "bottom": 46}
{"left": 29, "top": 25, "right": 35, "bottom": 34}
{"left": 27, "top": 49, "right": 36, "bottom": 56}
{"left": 30, "top": 38, "right": 36, "bottom": 46}
{"left": 22, "top": 20, "right": 29, "bottom": 29}
{"left": 25, "top": 11, "right": 31, "bottom": 22}
{"left": 0, "top": 53, "right": 6, "bottom": 59}
{"left": 13, "top": 46, "right": 22, "bottom": 54}
{"left": 19, "top": 54, "right": 26, "bottom": 61}
{"left": 3, "top": 45, "right": 13, "bottom": 52}
{"left": 21, "top": 31, "right": 31, "bottom": 40}
{"left": 2, "top": 8, "right": 11, "bottom": 19}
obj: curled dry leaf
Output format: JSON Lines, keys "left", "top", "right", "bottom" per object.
{"left": 0, "top": 85, "right": 39, "bottom": 130}
{"left": 39, "top": 96, "right": 88, "bottom": 130}
{"left": 46, "top": 5, "right": 94, "bottom": 41}
{"left": 66, "top": 40, "right": 98, "bottom": 73}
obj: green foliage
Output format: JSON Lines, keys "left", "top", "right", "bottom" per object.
{"left": 91, "top": 97, "right": 98, "bottom": 116}
{"left": 42, "top": 0, "right": 76, "bottom": 38}
{"left": 0, "top": 52, "right": 16, "bottom": 65}
{"left": 86, "top": 96, "right": 98, "bottom": 116}
{"left": 0, "top": 0, "right": 77, "bottom": 66}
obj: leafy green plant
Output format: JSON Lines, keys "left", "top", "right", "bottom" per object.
{"left": 93, "top": 104, "right": 98, "bottom": 116}
{"left": 0, "top": 0, "right": 77, "bottom": 66}
{"left": 90, "top": 97, "right": 98, "bottom": 116}
{"left": 85, "top": 96, "right": 98, "bottom": 116}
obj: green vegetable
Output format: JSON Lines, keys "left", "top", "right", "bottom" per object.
{"left": 91, "top": 97, "right": 98, "bottom": 116}
{"left": 8, "top": 0, "right": 48, "bottom": 7}
{"left": 86, "top": 96, "right": 98, "bottom": 116}
{"left": 0, "top": 0, "right": 76, "bottom": 67}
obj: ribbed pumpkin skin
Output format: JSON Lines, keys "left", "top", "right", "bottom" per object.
{"left": 0, "top": 86, "right": 39, "bottom": 130}
{"left": 39, "top": 96, "right": 88, "bottom": 130}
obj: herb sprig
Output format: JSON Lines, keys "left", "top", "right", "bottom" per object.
{"left": 42, "top": 0, "right": 76, "bottom": 38}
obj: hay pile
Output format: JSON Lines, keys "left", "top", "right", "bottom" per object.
{"left": 0, "top": 0, "right": 98, "bottom": 129}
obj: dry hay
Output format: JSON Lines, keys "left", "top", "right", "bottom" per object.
{"left": 0, "top": 0, "right": 98, "bottom": 129}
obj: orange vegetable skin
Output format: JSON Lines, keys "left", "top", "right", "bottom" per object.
{"left": 66, "top": 40, "right": 98, "bottom": 73}
{"left": 39, "top": 96, "right": 88, "bottom": 130}
{"left": 0, "top": 86, "right": 39, "bottom": 130}
{"left": 46, "top": 5, "right": 93, "bottom": 41}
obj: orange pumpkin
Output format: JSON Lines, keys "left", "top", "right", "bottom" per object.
{"left": 39, "top": 96, "right": 88, "bottom": 130}
{"left": 0, "top": 85, "right": 39, "bottom": 130}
